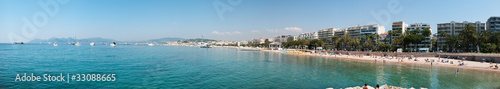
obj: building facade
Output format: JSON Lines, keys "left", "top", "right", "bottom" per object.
{"left": 274, "top": 35, "right": 298, "bottom": 43}
{"left": 318, "top": 28, "right": 339, "bottom": 39}
{"left": 248, "top": 38, "right": 271, "bottom": 44}
{"left": 379, "top": 33, "right": 391, "bottom": 44}
{"left": 405, "top": 23, "right": 433, "bottom": 51}
{"left": 437, "top": 21, "right": 486, "bottom": 51}
{"left": 345, "top": 24, "right": 385, "bottom": 40}
{"left": 487, "top": 17, "right": 500, "bottom": 32}
{"left": 391, "top": 21, "right": 408, "bottom": 47}
{"left": 334, "top": 29, "right": 347, "bottom": 37}
{"left": 298, "top": 32, "right": 318, "bottom": 40}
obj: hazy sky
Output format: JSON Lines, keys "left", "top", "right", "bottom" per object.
{"left": 1, "top": 0, "right": 499, "bottom": 43}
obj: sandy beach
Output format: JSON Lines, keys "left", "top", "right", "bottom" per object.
{"left": 261, "top": 49, "right": 500, "bottom": 73}
{"left": 219, "top": 46, "right": 500, "bottom": 73}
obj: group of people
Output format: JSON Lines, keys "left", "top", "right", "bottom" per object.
{"left": 362, "top": 84, "right": 380, "bottom": 89}
{"left": 491, "top": 64, "right": 499, "bottom": 69}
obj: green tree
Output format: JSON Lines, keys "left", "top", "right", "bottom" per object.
{"left": 331, "top": 36, "right": 339, "bottom": 50}
{"left": 363, "top": 37, "right": 373, "bottom": 51}
{"left": 431, "top": 39, "right": 437, "bottom": 51}
{"left": 446, "top": 35, "right": 460, "bottom": 52}
{"left": 309, "top": 39, "right": 322, "bottom": 50}
{"left": 459, "top": 24, "right": 478, "bottom": 52}
{"left": 422, "top": 28, "right": 432, "bottom": 37}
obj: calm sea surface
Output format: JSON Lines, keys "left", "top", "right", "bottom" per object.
{"left": 1, "top": 43, "right": 499, "bottom": 88}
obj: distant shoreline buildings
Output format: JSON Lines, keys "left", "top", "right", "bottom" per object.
{"left": 240, "top": 16, "right": 499, "bottom": 52}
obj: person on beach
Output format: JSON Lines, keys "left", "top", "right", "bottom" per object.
{"left": 376, "top": 84, "right": 380, "bottom": 89}
{"left": 363, "top": 84, "right": 368, "bottom": 89}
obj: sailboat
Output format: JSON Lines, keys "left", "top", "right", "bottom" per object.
{"left": 110, "top": 42, "right": 117, "bottom": 47}
{"left": 90, "top": 42, "right": 95, "bottom": 46}
{"left": 53, "top": 42, "right": 58, "bottom": 46}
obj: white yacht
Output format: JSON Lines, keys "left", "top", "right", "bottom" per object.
{"left": 148, "top": 43, "right": 155, "bottom": 46}
{"left": 53, "top": 42, "right": 58, "bottom": 46}
{"left": 75, "top": 42, "right": 81, "bottom": 46}
{"left": 200, "top": 43, "right": 211, "bottom": 48}
{"left": 110, "top": 42, "right": 117, "bottom": 47}
{"left": 90, "top": 42, "right": 95, "bottom": 46}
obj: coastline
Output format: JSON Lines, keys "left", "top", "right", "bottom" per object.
{"left": 217, "top": 46, "right": 500, "bottom": 73}
{"left": 260, "top": 49, "right": 500, "bottom": 73}
{"left": 262, "top": 50, "right": 500, "bottom": 73}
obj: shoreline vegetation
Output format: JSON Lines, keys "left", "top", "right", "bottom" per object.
{"left": 219, "top": 46, "right": 500, "bottom": 88}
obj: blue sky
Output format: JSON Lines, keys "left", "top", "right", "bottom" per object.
{"left": 1, "top": 0, "right": 499, "bottom": 43}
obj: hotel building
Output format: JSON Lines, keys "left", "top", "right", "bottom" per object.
{"left": 298, "top": 32, "right": 319, "bottom": 40}
{"left": 318, "top": 28, "right": 339, "bottom": 39}
{"left": 487, "top": 17, "right": 500, "bottom": 32}
{"left": 345, "top": 24, "right": 385, "bottom": 40}
{"left": 391, "top": 21, "right": 408, "bottom": 47}
{"left": 406, "top": 23, "right": 433, "bottom": 51}
{"left": 437, "top": 21, "right": 486, "bottom": 51}
{"left": 274, "top": 35, "right": 298, "bottom": 43}
{"left": 248, "top": 38, "right": 272, "bottom": 44}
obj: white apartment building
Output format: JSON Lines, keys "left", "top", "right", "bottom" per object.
{"left": 334, "top": 29, "right": 347, "bottom": 37}
{"left": 487, "top": 17, "right": 500, "bottom": 32}
{"left": 274, "top": 35, "right": 298, "bottom": 43}
{"left": 437, "top": 21, "right": 486, "bottom": 51}
{"left": 298, "top": 32, "right": 318, "bottom": 40}
{"left": 318, "top": 28, "right": 339, "bottom": 39}
{"left": 391, "top": 21, "right": 408, "bottom": 47}
{"left": 248, "top": 38, "right": 271, "bottom": 44}
{"left": 346, "top": 24, "right": 385, "bottom": 39}
{"left": 406, "top": 23, "right": 433, "bottom": 51}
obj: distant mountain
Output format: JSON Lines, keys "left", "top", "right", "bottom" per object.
{"left": 184, "top": 38, "right": 217, "bottom": 42}
{"left": 28, "top": 37, "right": 216, "bottom": 43}
{"left": 147, "top": 37, "right": 185, "bottom": 42}
{"left": 29, "top": 37, "right": 116, "bottom": 43}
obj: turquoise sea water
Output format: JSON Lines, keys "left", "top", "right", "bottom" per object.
{"left": 1, "top": 43, "right": 499, "bottom": 88}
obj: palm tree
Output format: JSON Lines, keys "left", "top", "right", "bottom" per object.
{"left": 459, "top": 24, "right": 478, "bottom": 52}
{"left": 439, "top": 32, "right": 447, "bottom": 51}
{"left": 331, "top": 36, "right": 339, "bottom": 50}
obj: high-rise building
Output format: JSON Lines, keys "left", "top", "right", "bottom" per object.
{"left": 331, "top": 24, "right": 384, "bottom": 50}
{"left": 248, "top": 38, "right": 271, "bottom": 44}
{"left": 298, "top": 32, "right": 318, "bottom": 40}
{"left": 487, "top": 17, "right": 500, "bottom": 32}
{"left": 334, "top": 29, "right": 347, "bottom": 37}
{"left": 318, "top": 28, "right": 339, "bottom": 39}
{"left": 437, "top": 21, "right": 485, "bottom": 51}
{"left": 379, "top": 33, "right": 391, "bottom": 44}
{"left": 391, "top": 21, "right": 408, "bottom": 47}
{"left": 406, "top": 23, "right": 433, "bottom": 51}
{"left": 274, "top": 35, "right": 297, "bottom": 43}
{"left": 346, "top": 24, "right": 385, "bottom": 39}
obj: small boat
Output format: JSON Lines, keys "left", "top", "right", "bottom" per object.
{"left": 200, "top": 43, "right": 211, "bottom": 48}
{"left": 110, "top": 42, "right": 117, "bottom": 47}
{"left": 90, "top": 42, "right": 95, "bottom": 46}
{"left": 75, "top": 42, "right": 81, "bottom": 46}
{"left": 148, "top": 43, "right": 155, "bottom": 46}
{"left": 53, "top": 42, "right": 58, "bottom": 46}
{"left": 14, "top": 41, "right": 24, "bottom": 44}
